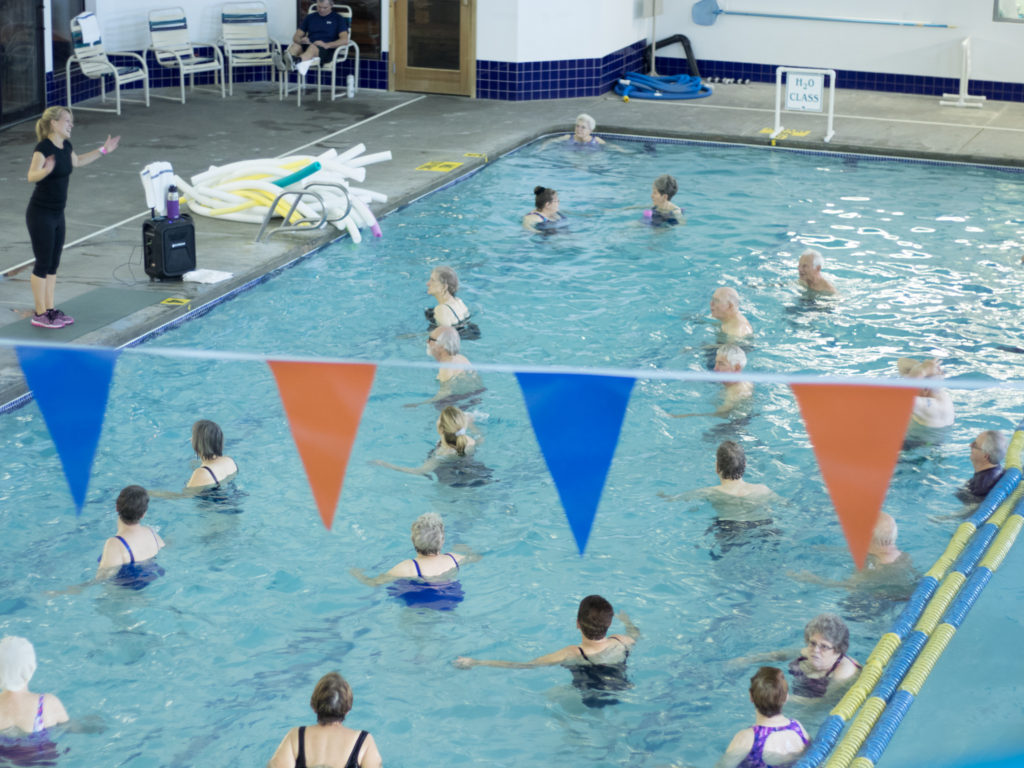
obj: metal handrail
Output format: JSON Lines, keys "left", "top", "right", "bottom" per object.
{"left": 303, "top": 182, "right": 352, "bottom": 224}
{"left": 254, "top": 189, "right": 327, "bottom": 242}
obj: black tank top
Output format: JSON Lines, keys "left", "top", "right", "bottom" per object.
{"left": 30, "top": 139, "right": 73, "bottom": 211}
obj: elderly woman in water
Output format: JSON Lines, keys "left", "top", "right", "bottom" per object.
{"left": 732, "top": 613, "right": 860, "bottom": 700}
{"left": 0, "top": 636, "right": 69, "bottom": 734}
{"left": 268, "top": 671, "right": 382, "bottom": 768}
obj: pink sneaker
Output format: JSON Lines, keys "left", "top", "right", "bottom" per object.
{"left": 50, "top": 308, "right": 74, "bottom": 326}
{"left": 31, "top": 311, "right": 63, "bottom": 329}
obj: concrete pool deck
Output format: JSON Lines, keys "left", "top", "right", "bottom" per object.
{"left": 0, "top": 79, "right": 1023, "bottom": 407}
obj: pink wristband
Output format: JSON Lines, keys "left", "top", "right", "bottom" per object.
{"left": 99, "top": 146, "right": 107, "bottom": 155}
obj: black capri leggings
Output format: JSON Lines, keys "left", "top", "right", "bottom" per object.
{"left": 25, "top": 204, "right": 65, "bottom": 279}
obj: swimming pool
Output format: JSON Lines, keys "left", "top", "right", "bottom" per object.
{"left": 2, "top": 138, "right": 1024, "bottom": 767}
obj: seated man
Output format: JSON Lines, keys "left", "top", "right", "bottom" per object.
{"left": 710, "top": 287, "right": 753, "bottom": 339}
{"left": 797, "top": 249, "right": 837, "bottom": 294}
{"left": 962, "top": 430, "right": 1007, "bottom": 500}
{"left": 454, "top": 595, "right": 639, "bottom": 708}
{"left": 287, "top": 0, "right": 350, "bottom": 76}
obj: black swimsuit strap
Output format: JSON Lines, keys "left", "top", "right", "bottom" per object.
{"left": 344, "top": 730, "right": 369, "bottom": 768}
{"left": 296, "top": 726, "right": 306, "bottom": 768}
{"left": 826, "top": 653, "right": 845, "bottom": 676}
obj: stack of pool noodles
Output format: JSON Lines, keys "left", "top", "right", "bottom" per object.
{"left": 174, "top": 143, "right": 391, "bottom": 243}
{"left": 614, "top": 72, "right": 713, "bottom": 101}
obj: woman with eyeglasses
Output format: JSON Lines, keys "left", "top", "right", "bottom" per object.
{"left": 730, "top": 613, "right": 860, "bottom": 700}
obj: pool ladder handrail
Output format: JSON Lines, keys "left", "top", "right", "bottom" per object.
{"left": 254, "top": 182, "right": 352, "bottom": 242}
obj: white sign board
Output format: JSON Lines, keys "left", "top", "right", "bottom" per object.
{"left": 785, "top": 73, "right": 824, "bottom": 112}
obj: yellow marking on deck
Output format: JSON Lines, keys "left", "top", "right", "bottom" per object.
{"left": 416, "top": 160, "right": 464, "bottom": 172}
{"left": 759, "top": 128, "right": 812, "bottom": 139}
{"left": 161, "top": 297, "right": 191, "bottom": 306}
{"left": 464, "top": 152, "right": 488, "bottom": 162}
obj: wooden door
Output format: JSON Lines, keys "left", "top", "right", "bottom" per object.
{"left": 391, "top": 0, "right": 474, "bottom": 96}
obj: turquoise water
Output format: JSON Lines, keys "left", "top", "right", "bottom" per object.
{"left": 2, "top": 139, "right": 1024, "bottom": 767}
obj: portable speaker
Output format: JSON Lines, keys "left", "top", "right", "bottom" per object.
{"left": 143, "top": 214, "right": 196, "bottom": 280}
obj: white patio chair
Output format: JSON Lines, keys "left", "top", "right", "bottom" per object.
{"left": 65, "top": 12, "right": 149, "bottom": 115}
{"left": 219, "top": 1, "right": 282, "bottom": 96}
{"left": 148, "top": 7, "right": 226, "bottom": 103}
{"left": 282, "top": 3, "right": 359, "bottom": 105}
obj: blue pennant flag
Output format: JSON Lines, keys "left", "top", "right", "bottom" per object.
{"left": 515, "top": 372, "right": 635, "bottom": 554}
{"left": 16, "top": 346, "right": 120, "bottom": 512}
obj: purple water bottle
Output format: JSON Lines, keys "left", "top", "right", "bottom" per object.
{"left": 166, "top": 185, "right": 180, "bottom": 220}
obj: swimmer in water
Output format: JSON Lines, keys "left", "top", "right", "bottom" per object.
{"left": 797, "top": 249, "right": 837, "bottom": 295}
{"left": 350, "top": 511, "right": 475, "bottom": 587}
{"left": 454, "top": 595, "right": 639, "bottom": 707}
{"left": 897, "top": 357, "right": 955, "bottom": 428}
{"left": 96, "top": 485, "right": 165, "bottom": 585}
{"left": 713, "top": 667, "right": 808, "bottom": 768}
{"left": 710, "top": 286, "right": 753, "bottom": 339}
{"left": 186, "top": 419, "right": 238, "bottom": 489}
{"left": 671, "top": 345, "right": 753, "bottom": 419}
{"left": 732, "top": 614, "right": 860, "bottom": 702}
{"left": 373, "top": 405, "right": 481, "bottom": 478}
{"left": 405, "top": 326, "right": 483, "bottom": 408}
{"left": 523, "top": 186, "right": 567, "bottom": 233}
{"left": 661, "top": 441, "right": 775, "bottom": 503}
{"left": 425, "top": 266, "right": 471, "bottom": 330}
{"left": 0, "top": 636, "right": 69, "bottom": 734}
{"left": 647, "top": 174, "right": 684, "bottom": 225}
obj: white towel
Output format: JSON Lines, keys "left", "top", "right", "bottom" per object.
{"left": 183, "top": 269, "right": 233, "bottom": 284}
{"left": 77, "top": 13, "right": 102, "bottom": 45}
{"left": 140, "top": 162, "right": 174, "bottom": 215}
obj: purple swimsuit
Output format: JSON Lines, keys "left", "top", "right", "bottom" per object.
{"left": 738, "top": 719, "right": 808, "bottom": 768}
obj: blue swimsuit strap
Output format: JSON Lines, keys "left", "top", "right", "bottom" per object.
{"left": 32, "top": 694, "right": 45, "bottom": 732}
{"left": 445, "top": 553, "right": 460, "bottom": 570}
{"left": 115, "top": 536, "right": 135, "bottom": 564}
{"left": 411, "top": 559, "right": 423, "bottom": 578}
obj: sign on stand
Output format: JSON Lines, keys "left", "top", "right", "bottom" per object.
{"left": 771, "top": 67, "right": 836, "bottom": 142}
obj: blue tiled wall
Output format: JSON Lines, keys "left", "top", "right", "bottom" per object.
{"left": 53, "top": 45, "right": 1024, "bottom": 107}
{"left": 477, "top": 40, "right": 646, "bottom": 100}
{"left": 53, "top": 48, "right": 388, "bottom": 107}
{"left": 654, "top": 56, "right": 1024, "bottom": 103}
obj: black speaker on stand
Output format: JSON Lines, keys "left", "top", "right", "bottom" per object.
{"left": 143, "top": 214, "right": 196, "bottom": 281}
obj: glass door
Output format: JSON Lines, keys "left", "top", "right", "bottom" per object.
{"left": 392, "top": 0, "right": 475, "bottom": 96}
{"left": 0, "top": 0, "right": 45, "bottom": 127}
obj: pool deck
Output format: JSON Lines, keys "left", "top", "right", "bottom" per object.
{"left": 0, "top": 79, "right": 1023, "bottom": 407}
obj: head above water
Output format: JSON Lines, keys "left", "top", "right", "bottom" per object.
{"left": 803, "top": 613, "right": 849, "bottom": 657}
{"left": 973, "top": 430, "right": 1007, "bottom": 466}
{"left": 431, "top": 266, "right": 459, "bottom": 297}
{"left": 710, "top": 286, "right": 740, "bottom": 319}
{"left": 411, "top": 512, "right": 445, "bottom": 555}
{"left": 310, "top": 671, "right": 353, "bottom": 724}
{"left": 749, "top": 666, "right": 788, "bottom": 717}
{"left": 0, "top": 636, "right": 37, "bottom": 692}
{"left": 576, "top": 594, "right": 614, "bottom": 640}
{"left": 715, "top": 343, "right": 746, "bottom": 371}
{"left": 533, "top": 186, "right": 558, "bottom": 210}
{"left": 871, "top": 512, "right": 898, "bottom": 548}
{"left": 192, "top": 419, "right": 225, "bottom": 461}
{"left": 716, "top": 440, "right": 746, "bottom": 480}
{"left": 653, "top": 174, "right": 678, "bottom": 200}
{"left": 798, "top": 249, "right": 823, "bottom": 277}
{"left": 437, "top": 406, "right": 471, "bottom": 456}
{"left": 116, "top": 485, "right": 149, "bottom": 524}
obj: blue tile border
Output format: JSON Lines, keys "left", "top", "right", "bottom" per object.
{"left": 52, "top": 45, "right": 1023, "bottom": 107}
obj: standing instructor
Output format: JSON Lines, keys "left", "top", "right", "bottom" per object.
{"left": 26, "top": 107, "right": 119, "bottom": 328}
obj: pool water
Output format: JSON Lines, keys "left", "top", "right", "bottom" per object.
{"left": 2, "top": 139, "right": 1024, "bottom": 767}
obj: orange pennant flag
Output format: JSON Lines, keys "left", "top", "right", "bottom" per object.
{"left": 791, "top": 384, "right": 916, "bottom": 569}
{"left": 268, "top": 361, "right": 376, "bottom": 529}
